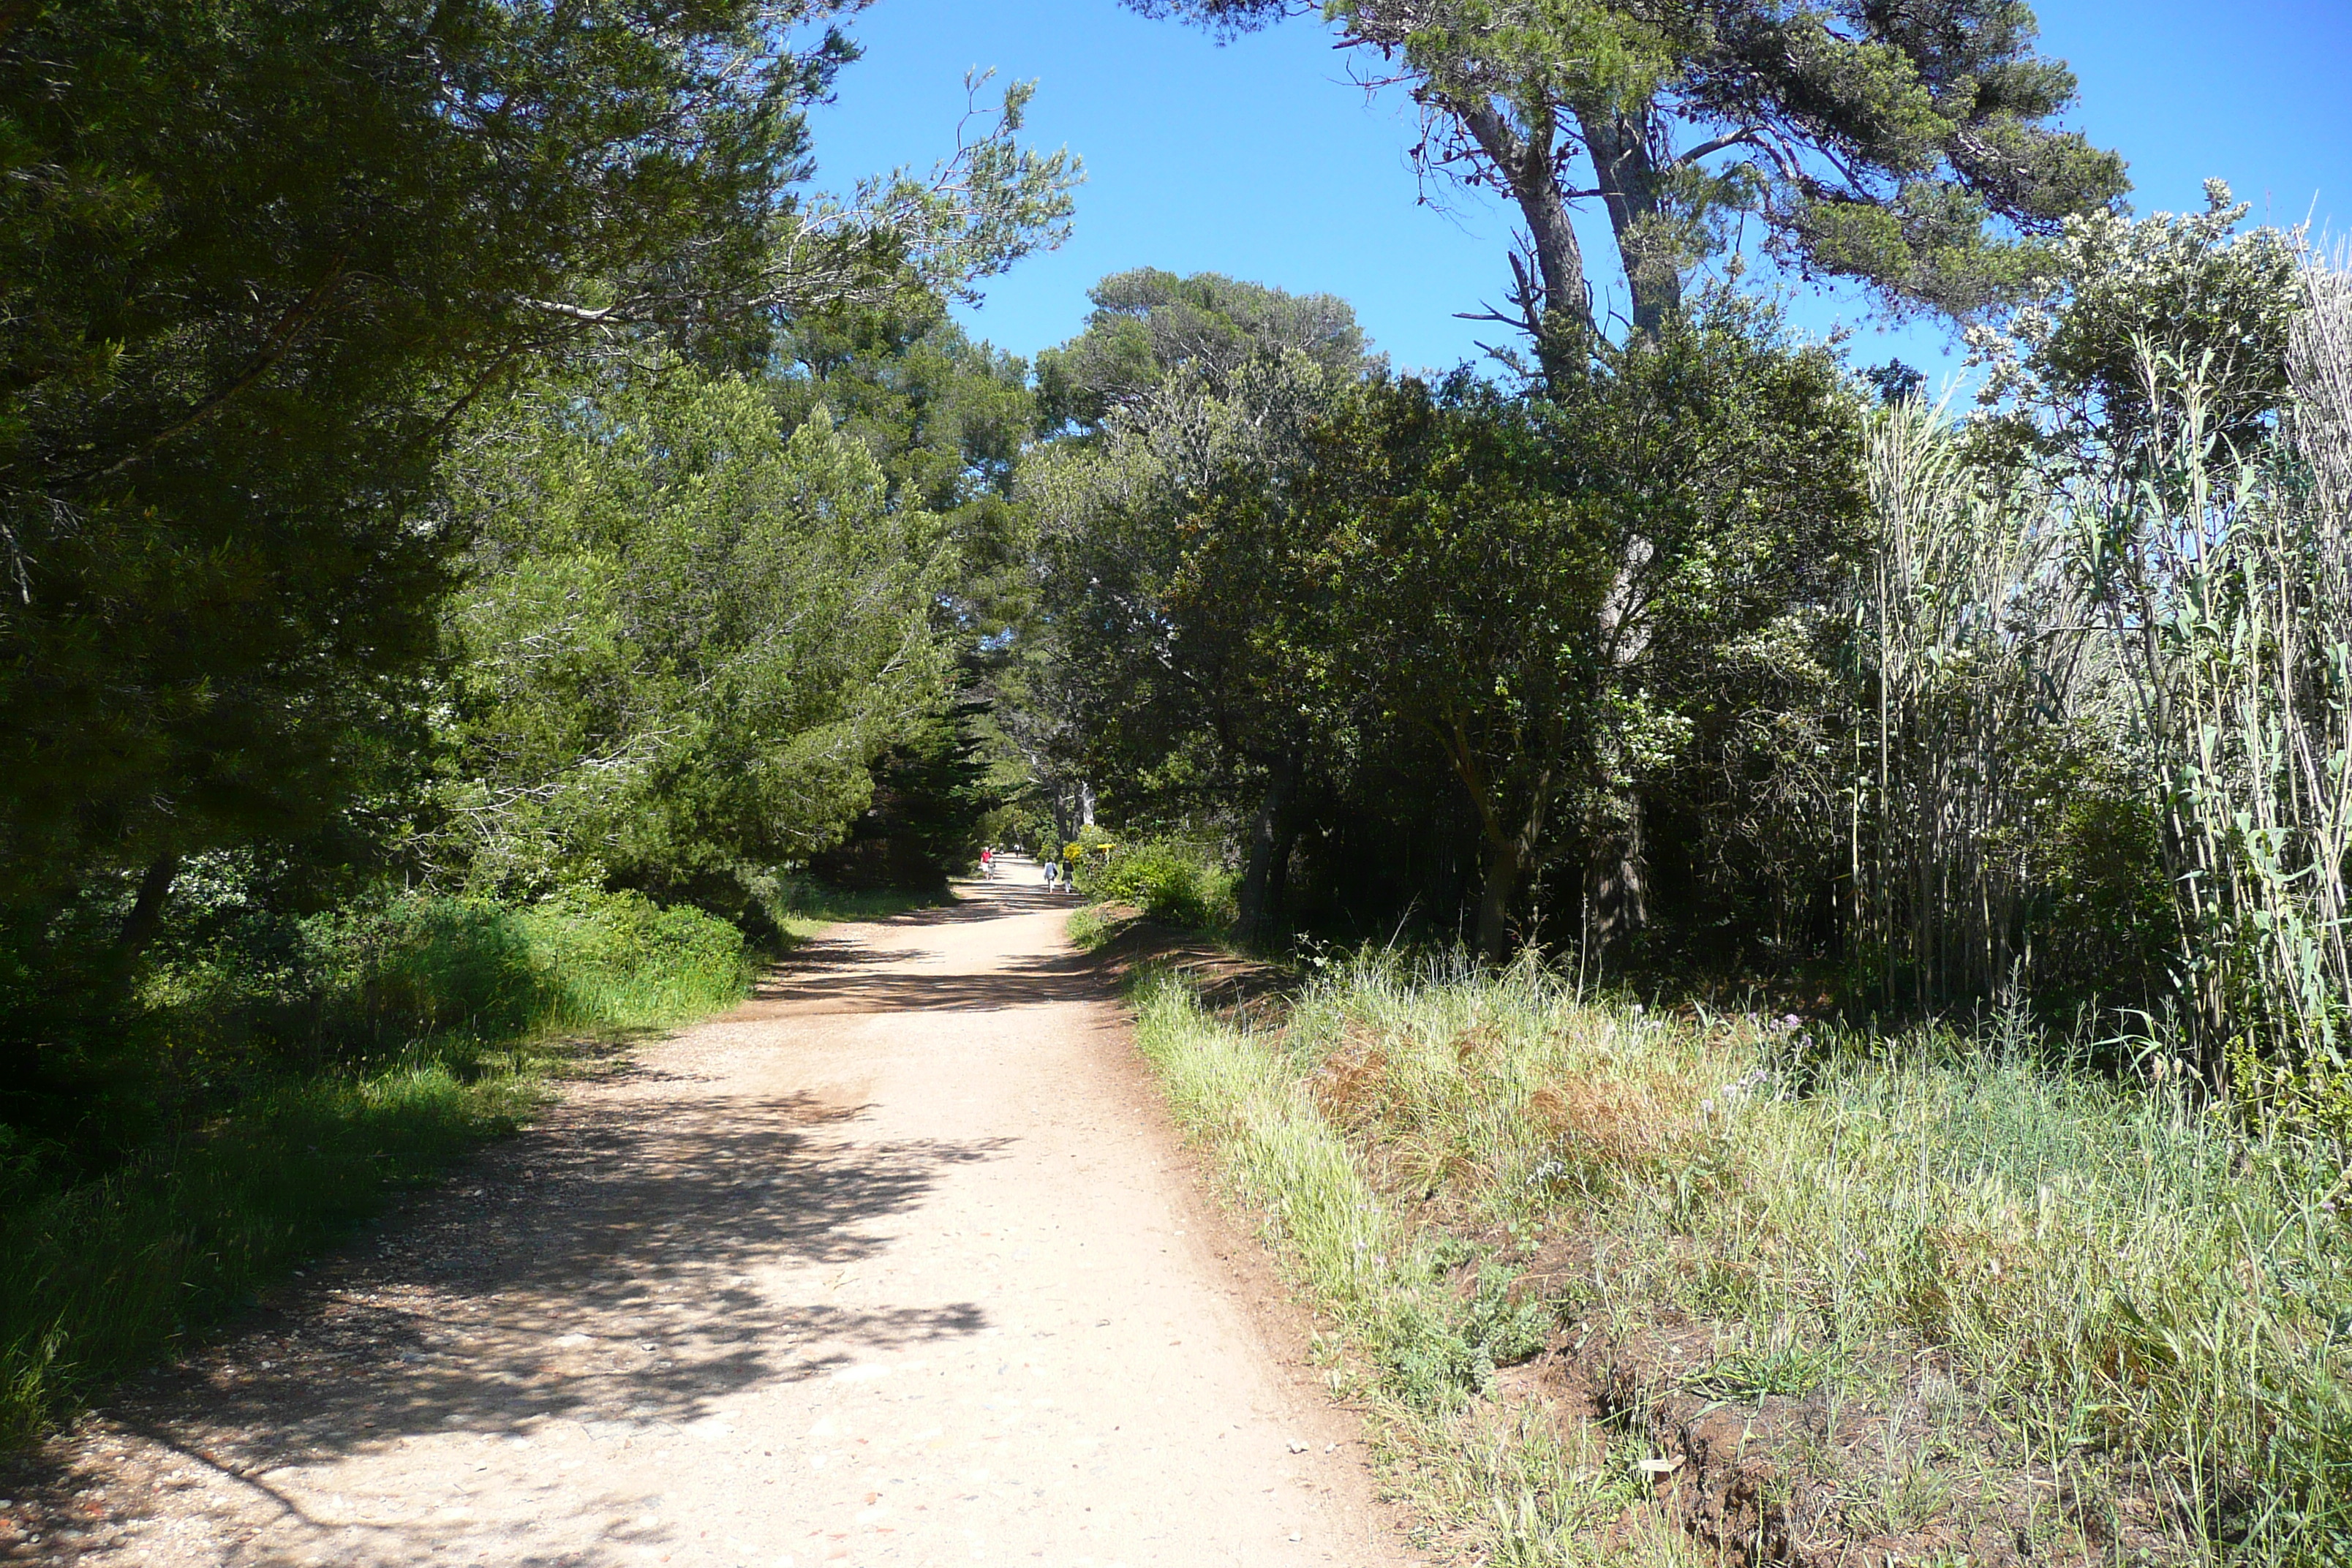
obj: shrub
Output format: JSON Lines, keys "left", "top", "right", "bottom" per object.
{"left": 1082, "top": 839, "right": 1236, "bottom": 930}
{"left": 518, "top": 886, "right": 750, "bottom": 1029}
{"left": 305, "top": 897, "right": 551, "bottom": 1056}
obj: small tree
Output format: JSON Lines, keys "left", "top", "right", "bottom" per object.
{"left": 1028, "top": 271, "right": 1379, "bottom": 942}
{"left": 437, "top": 366, "right": 954, "bottom": 905}
{"left": 1316, "top": 306, "right": 1863, "bottom": 959}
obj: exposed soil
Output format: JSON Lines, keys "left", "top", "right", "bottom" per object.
{"left": 1, "top": 867, "right": 1415, "bottom": 1567}
{"left": 1479, "top": 1241, "right": 2193, "bottom": 1568}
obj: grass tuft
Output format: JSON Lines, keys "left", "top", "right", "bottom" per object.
{"left": 769, "top": 880, "right": 943, "bottom": 946}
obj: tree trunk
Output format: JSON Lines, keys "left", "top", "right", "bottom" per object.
{"left": 1235, "top": 747, "right": 1300, "bottom": 949}
{"left": 1572, "top": 102, "right": 1682, "bottom": 341}
{"left": 115, "top": 851, "right": 180, "bottom": 965}
{"left": 1454, "top": 98, "right": 1591, "bottom": 382}
{"left": 1475, "top": 841, "right": 1521, "bottom": 963}
{"left": 1583, "top": 798, "right": 1648, "bottom": 952}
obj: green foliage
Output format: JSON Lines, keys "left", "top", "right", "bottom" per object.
{"left": 513, "top": 889, "right": 752, "bottom": 1030}
{"left": 1082, "top": 840, "right": 1237, "bottom": 930}
{"left": 1037, "top": 282, "right": 1869, "bottom": 959}
{"left": 436, "top": 362, "right": 954, "bottom": 904}
{"left": 1310, "top": 372, "right": 1610, "bottom": 955}
{"left": 1130, "top": 0, "right": 2126, "bottom": 341}
{"left": 0, "top": 0, "right": 861, "bottom": 906}
{"left": 1305, "top": 301, "right": 1868, "bottom": 956}
{"left": 1832, "top": 215, "right": 2352, "bottom": 1098}
{"left": 809, "top": 701, "right": 998, "bottom": 892}
{"left": 1063, "top": 902, "right": 1123, "bottom": 952}
{"left": 1036, "top": 268, "right": 1373, "bottom": 431}
{"left": 1029, "top": 268, "right": 1379, "bottom": 930}
{"left": 764, "top": 878, "right": 943, "bottom": 946}
{"left": 1972, "top": 182, "right": 2305, "bottom": 459}
{"left": 772, "top": 299, "right": 1039, "bottom": 636}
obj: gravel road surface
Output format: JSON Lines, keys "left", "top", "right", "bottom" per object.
{"left": 15, "top": 869, "right": 1411, "bottom": 1568}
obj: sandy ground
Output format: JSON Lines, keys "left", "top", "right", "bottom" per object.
{"left": 10, "top": 869, "right": 1416, "bottom": 1568}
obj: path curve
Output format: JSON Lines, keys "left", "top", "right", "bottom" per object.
{"left": 30, "top": 870, "right": 1414, "bottom": 1567}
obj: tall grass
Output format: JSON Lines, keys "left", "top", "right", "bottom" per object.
{"left": 1851, "top": 249, "right": 2352, "bottom": 1117}
{"left": 1133, "top": 954, "right": 2352, "bottom": 1564}
{"left": 0, "top": 887, "right": 752, "bottom": 1447}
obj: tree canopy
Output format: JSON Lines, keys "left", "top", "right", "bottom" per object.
{"left": 0, "top": 0, "right": 1073, "bottom": 915}
{"left": 1128, "top": 0, "right": 2127, "bottom": 354}
{"left": 436, "top": 364, "right": 953, "bottom": 912}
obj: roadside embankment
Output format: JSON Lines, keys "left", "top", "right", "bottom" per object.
{"left": 1121, "top": 944, "right": 2352, "bottom": 1567}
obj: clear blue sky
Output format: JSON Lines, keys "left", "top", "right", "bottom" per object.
{"left": 805, "top": 0, "right": 2352, "bottom": 391}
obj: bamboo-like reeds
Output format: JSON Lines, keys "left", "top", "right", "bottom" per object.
{"left": 1854, "top": 252, "right": 2352, "bottom": 1112}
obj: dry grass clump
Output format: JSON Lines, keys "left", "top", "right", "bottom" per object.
{"left": 1289, "top": 952, "right": 1718, "bottom": 1210}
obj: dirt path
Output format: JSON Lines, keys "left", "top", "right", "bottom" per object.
{"left": 20, "top": 870, "right": 1414, "bottom": 1567}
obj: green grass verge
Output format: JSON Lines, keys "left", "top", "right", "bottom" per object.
{"left": 1065, "top": 902, "right": 1134, "bottom": 952}
{"left": 1128, "top": 952, "right": 2352, "bottom": 1567}
{"left": 772, "top": 881, "right": 945, "bottom": 946}
{"left": 0, "top": 890, "right": 754, "bottom": 1450}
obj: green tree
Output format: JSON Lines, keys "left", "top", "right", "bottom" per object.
{"left": 434, "top": 363, "right": 954, "bottom": 915}
{"left": 1968, "top": 181, "right": 2304, "bottom": 467}
{"left": 772, "top": 299, "right": 1038, "bottom": 636}
{"left": 1311, "top": 375, "right": 1608, "bottom": 958}
{"left": 1127, "top": 1, "right": 2098, "bottom": 946}
{"left": 1, "top": 0, "right": 818, "bottom": 917}
{"left": 0, "top": 0, "right": 1074, "bottom": 928}
{"left": 1131, "top": 0, "right": 2125, "bottom": 355}
{"left": 1036, "top": 266, "right": 1373, "bottom": 430}
{"left": 1308, "top": 304, "right": 1865, "bottom": 959}
{"left": 769, "top": 300, "right": 1045, "bottom": 878}
{"left": 1028, "top": 271, "right": 1377, "bottom": 939}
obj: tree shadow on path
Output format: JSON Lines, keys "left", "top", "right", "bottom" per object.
{"left": 3, "top": 881, "right": 1082, "bottom": 1564}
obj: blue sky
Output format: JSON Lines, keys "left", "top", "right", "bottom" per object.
{"left": 805, "top": 0, "right": 2352, "bottom": 393}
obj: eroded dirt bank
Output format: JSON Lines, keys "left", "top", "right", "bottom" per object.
{"left": 10, "top": 871, "right": 1411, "bottom": 1567}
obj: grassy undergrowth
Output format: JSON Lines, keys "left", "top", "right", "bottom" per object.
{"left": 1128, "top": 951, "right": 2352, "bottom": 1567}
{"left": 0, "top": 888, "right": 755, "bottom": 1448}
{"left": 771, "top": 878, "right": 944, "bottom": 944}
{"left": 1066, "top": 901, "right": 1132, "bottom": 952}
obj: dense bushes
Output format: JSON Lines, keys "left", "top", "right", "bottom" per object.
{"left": 1079, "top": 839, "right": 1237, "bottom": 930}
{"left": 1035, "top": 214, "right": 2352, "bottom": 1123}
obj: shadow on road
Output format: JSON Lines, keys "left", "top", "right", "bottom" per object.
{"left": 7, "top": 872, "right": 1089, "bottom": 1564}
{"left": 101, "top": 1088, "right": 1004, "bottom": 1485}
{"left": 734, "top": 878, "right": 1107, "bottom": 1017}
